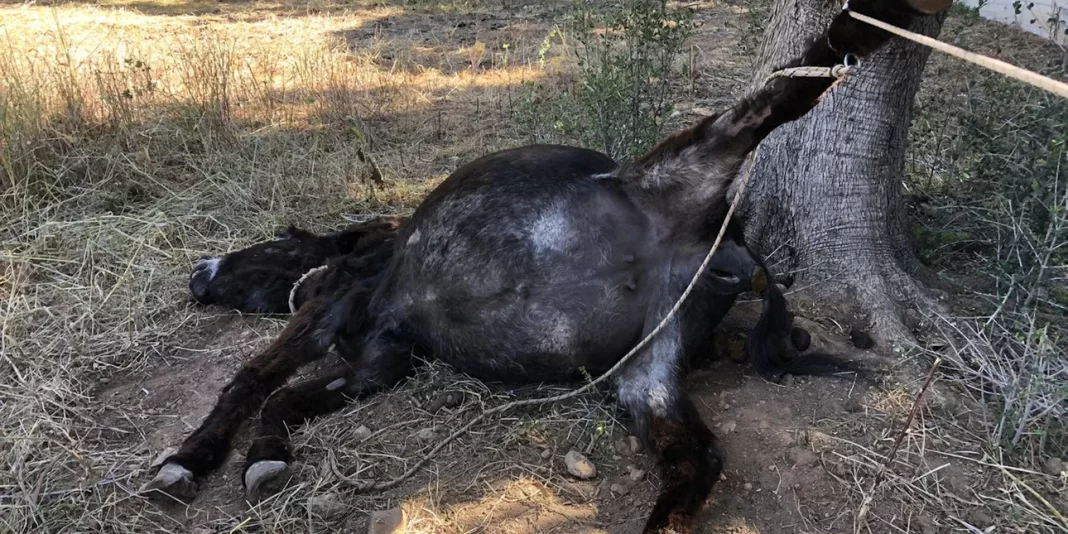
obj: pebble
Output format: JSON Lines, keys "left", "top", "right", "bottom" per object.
{"left": 787, "top": 447, "right": 818, "bottom": 467}
{"left": 627, "top": 466, "right": 646, "bottom": 482}
{"left": 540, "top": 448, "right": 552, "bottom": 459}
{"left": 367, "top": 507, "right": 405, "bottom": 534}
{"left": 916, "top": 513, "right": 938, "bottom": 534}
{"left": 628, "top": 436, "right": 642, "bottom": 454}
{"left": 412, "top": 428, "right": 437, "bottom": 442}
{"left": 964, "top": 508, "right": 994, "bottom": 528}
{"left": 353, "top": 425, "right": 373, "bottom": 442}
{"left": 610, "top": 483, "right": 629, "bottom": 495}
{"left": 564, "top": 450, "right": 597, "bottom": 479}
{"left": 720, "top": 420, "right": 737, "bottom": 434}
{"left": 743, "top": 483, "right": 753, "bottom": 491}
{"left": 307, "top": 492, "right": 346, "bottom": 519}
{"left": 1043, "top": 457, "right": 1064, "bottom": 476}
{"left": 425, "top": 391, "right": 464, "bottom": 414}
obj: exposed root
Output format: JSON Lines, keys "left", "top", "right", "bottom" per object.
{"left": 793, "top": 251, "right": 949, "bottom": 349}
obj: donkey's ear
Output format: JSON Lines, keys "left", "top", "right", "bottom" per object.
{"left": 276, "top": 225, "right": 316, "bottom": 240}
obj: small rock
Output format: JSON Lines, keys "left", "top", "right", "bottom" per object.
{"left": 426, "top": 391, "right": 465, "bottom": 414}
{"left": 540, "top": 448, "right": 552, "bottom": 459}
{"left": 787, "top": 447, "right": 819, "bottom": 467}
{"left": 627, "top": 466, "right": 646, "bottom": 482}
{"left": 610, "top": 483, "right": 629, "bottom": 495}
{"left": 628, "top": 436, "right": 642, "bottom": 454}
{"left": 150, "top": 447, "right": 178, "bottom": 468}
{"left": 1043, "top": 457, "right": 1064, "bottom": 476}
{"left": 307, "top": 492, "right": 346, "bottom": 519}
{"left": 368, "top": 507, "right": 405, "bottom": 534}
{"left": 832, "top": 461, "right": 850, "bottom": 477}
{"left": 614, "top": 438, "right": 629, "bottom": 454}
{"left": 612, "top": 455, "right": 622, "bottom": 461}
{"left": 768, "top": 464, "right": 777, "bottom": 471}
{"left": 964, "top": 508, "right": 994, "bottom": 528}
{"left": 916, "top": 513, "right": 938, "bottom": 534}
{"left": 720, "top": 420, "right": 737, "bottom": 434}
{"left": 564, "top": 450, "right": 597, "bottom": 479}
{"left": 412, "top": 428, "right": 437, "bottom": 442}
{"left": 353, "top": 425, "right": 373, "bottom": 442}
{"left": 743, "top": 483, "right": 753, "bottom": 491}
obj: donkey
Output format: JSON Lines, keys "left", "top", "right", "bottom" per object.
{"left": 142, "top": 2, "right": 935, "bottom": 531}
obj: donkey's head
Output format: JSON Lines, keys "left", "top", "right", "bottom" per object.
{"left": 189, "top": 216, "right": 405, "bottom": 313}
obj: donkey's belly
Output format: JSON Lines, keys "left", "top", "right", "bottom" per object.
{"left": 412, "top": 268, "right": 651, "bottom": 383}
{"left": 373, "top": 144, "right": 668, "bottom": 383}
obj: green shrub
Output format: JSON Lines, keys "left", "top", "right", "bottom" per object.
{"left": 514, "top": 0, "right": 695, "bottom": 161}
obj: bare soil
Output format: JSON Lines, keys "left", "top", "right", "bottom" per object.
{"left": 93, "top": 294, "right": 993, "bottom": 534}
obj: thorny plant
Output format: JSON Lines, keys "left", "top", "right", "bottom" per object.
{"left": 907, "top": 23, "right": 1067, "bottom": 460}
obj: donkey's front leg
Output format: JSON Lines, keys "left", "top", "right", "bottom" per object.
{"left": 140, "top": 297, "right": 341, "bottom": 502}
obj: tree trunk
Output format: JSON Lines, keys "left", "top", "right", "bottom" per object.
{"left": 744, "top": 0, "right": 945, "bottom": 344}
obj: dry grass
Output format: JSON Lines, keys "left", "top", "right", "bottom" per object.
{"left": 3, "top": 0, "right": 1068, "bottom": 532}
{"left": 0, "top": 1, "right": 587, "bottom": 531}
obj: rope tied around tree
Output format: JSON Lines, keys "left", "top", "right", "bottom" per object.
{"left": 766, "top": 54, "right": 858, "bottom": 82}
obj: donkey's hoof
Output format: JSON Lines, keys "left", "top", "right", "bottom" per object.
{"left": 140, "top": 462, "right": 197, "bottom": 503}
{"left": 244, "top": 460, "right": 290, "bottom": 502}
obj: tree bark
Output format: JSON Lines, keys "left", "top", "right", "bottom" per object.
{"left": 744, "top": 0, "right": 945, "bottom": 344}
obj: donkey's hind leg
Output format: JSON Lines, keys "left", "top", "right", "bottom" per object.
{"left": 140, "top": 296, "right": 345, "bottom": 502}
{"left": 242, "top": 331, "right": 416, "bottom": 500}
{"left": 616, "top": 284, "right": 723, "bottom": 534}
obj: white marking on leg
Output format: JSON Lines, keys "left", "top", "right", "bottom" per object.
{"left": 647, "top": 383, "right": 671, "bottom": 416}
{"left": 407, "top": 228, "right": 422, "bottom": 246}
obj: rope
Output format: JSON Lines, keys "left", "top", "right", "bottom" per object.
{"left": 766, "top": 64, "right": 853, "bottom": 81}
{"left": 288, "top": 265, "right": 329, "bottom": 314}
{"left": 848, "top": 9, "right": 1068, "bottom": 100}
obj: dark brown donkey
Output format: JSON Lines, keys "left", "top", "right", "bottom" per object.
{"left": 143, "top": 2, "right": 941, "bottom": 531}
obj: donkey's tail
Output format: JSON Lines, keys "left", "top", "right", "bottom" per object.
{"left": 746, "top": 282, "right": 864, "bottom": 382}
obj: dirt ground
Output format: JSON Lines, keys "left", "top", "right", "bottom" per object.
{"left": 95, "top": 293, "right": 999, "bottom": 534}
{"left": 3, "top": 0, "right": 1065, "bottom": 533}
